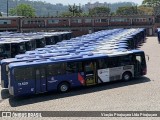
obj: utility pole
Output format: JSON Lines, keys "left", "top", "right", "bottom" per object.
{"left": 16, "top": 0, "right": 18, "bottom": 15}
{"left": 7, "top": 0, "right": 9, "bottom": 16}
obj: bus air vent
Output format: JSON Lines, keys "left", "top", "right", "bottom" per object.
{"left": 16, "top": 56, "right": 24, "bottom": 59}
{"left": 28, "top": 55, "right": 36, "bottom": 58}
{"left": 88, "top": 53, "right": 93, "bottom": 56}
{"left": 26, "top": 60, "right": 34, "bottom": 63}
{"left": 35, "top": 59, "right": 47, "bottom": 62}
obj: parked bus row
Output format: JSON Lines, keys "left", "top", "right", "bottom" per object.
{"left": 2, "top": 28, "right": 145, "bottom": 86}
{"left": 1, "top": 28, "right": 147, "bottom": 96}
{"left": 0, "top": 31, "right": 72, "bottom": 59}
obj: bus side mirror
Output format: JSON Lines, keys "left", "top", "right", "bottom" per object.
{"left": 146, "top": 55, "right": 149, "bottom": 62}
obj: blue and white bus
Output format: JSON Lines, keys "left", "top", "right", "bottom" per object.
{"left": 8, "top": 50, "right": 147, "bottom": 96}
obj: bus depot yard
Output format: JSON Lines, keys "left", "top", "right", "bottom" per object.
{"left": 0, "top": 29, "right": 160, "bottom": 117}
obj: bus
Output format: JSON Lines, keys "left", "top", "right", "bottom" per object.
{"left": 8, "top": 49, "right": 147, "bottom": 96}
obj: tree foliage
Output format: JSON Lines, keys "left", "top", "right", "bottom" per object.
{"left": 116, "top": 6, "right": 138, "bottom": 15}
{"left": 68, "top": 4, "right": 83, "bottom": 16}
{"left": 89, "top": 6, "right": 110, "bottom": 16}
{"left": 142, "top": 0, "right": 160, "bottom": 7}
{"left": 138, "top": 6, "right": 153, "bottom": 15}
{"left": 0, "top": 12, "right": 2, "bottom": 16}
{"left": 142, "top": 0, "right": 160, "bottom": 15}
{"left": 9, "top": 3, "right": 36, "bottom": 17}
{"left": 0, "top": 0, "right": 138, "bottom": 16}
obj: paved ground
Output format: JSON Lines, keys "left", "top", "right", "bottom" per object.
{"left": 0, "top": 36, "right": 160, "bottom": 120}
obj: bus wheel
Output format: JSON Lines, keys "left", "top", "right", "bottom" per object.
{"left": 58, "top": 82, "right": 70, "bottom": 93}
{"left": 122, "top": 72, "right": 132, "bottom": 81}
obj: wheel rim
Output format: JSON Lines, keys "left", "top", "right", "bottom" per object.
{"left": 60, "top": 84, "right": 68, "bottom": 92}
{"left": 124, "top": 74, "right": 130, "bottom": 80}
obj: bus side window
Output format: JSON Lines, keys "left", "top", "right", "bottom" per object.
{"left": 14, "top": 68, "right": 25, "bottom": 81}
{"left": 77, "top": 62, "right": 83, "bottom": 72}
{"left": 47, "top": 65, "right": 54, "bottom": 76}
{"left": 84, "top": 61, "right": 94, "bottom": 74}
{"left": 51, "top": 63, "right": 66, "bottom": 76}
{"left": 108, "top": 57, "right": 119, "bottom": 68}
{"left": 25, "top": 67, "right": 33, "bottom": 80}
{"left": 60, "top": 63, "right": 66, "bottom": 74}
{"left": 98, "top": 58, "right": 108, "bottom": 69}
{"left": 66, "top": 62, "right": 76, "bottom": 73}
{"left": 120, "top": 55, "right": 133, "bottom": 66}
{"left": 0, "top": 46, "right": 4, "bottom": 53}
{"left": 47, "top": 64, "right": 66, "bottom": 76}
{"left": 5, "top": 44, "right": 10, "bottom": 51}
{"left": 40, "top": 68, "right": 46, "bottom": 79}
{"left": 14, "top": 67, "right": 33, "bottom": 81}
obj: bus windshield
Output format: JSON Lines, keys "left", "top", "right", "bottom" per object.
{"left": 26, "top": 42, "right": 32, "bottom": 51}
{"left": 0, "top": 45, "right": 8, "bottom": 59}
{"left": 0, "top": 46, "right": 4, "bottom": 53}
{"left": 18, "top": 43, "right": 26, "bottom": 53}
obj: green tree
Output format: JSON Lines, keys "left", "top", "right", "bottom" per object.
{"left": 138, "top": 6, "right": 153, "bottom": 15}
{"left": 89, "top": 6, "right": 110, "bottom": 16}
{"left": 68, "top": 4, "right": 82, "bottom": 16}
{"left": 142, "top": 0, "right": 160, "bottom": 15}
{"left": 116, "top": 6, "right": 138, "bottom": 15}
{"left": 9, "top": 4, "right": 36, "bottom": 17}
{"left": 0, "top": 12, "right": 2, "bottom": 16}
{"left": 142, "top": 0, "right": 160, "bottom": 6}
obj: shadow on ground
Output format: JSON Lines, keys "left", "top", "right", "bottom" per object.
{"left": 0, "top": 76, "right": 151, "bottom": 107}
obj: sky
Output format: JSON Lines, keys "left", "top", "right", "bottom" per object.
{"left": 36, "top": 0, "right": 144, "bottom": 5}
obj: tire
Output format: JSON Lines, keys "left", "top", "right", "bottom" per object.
{"left": 122, "top": 72, "right": 132, "bottom": 81}
{"left": 58, "top": 82, "right": 70, "bottom": 93}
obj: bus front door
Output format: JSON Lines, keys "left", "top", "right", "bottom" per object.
{"left": 35, "top": 68, "right": 47, "bottom": 93}
{"left": 84, "top": 61, "right": 96, "bottom": 86}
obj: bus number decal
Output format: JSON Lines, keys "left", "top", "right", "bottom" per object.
{"left": 18, "top": 82, "right": 28, "bottom": 86}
